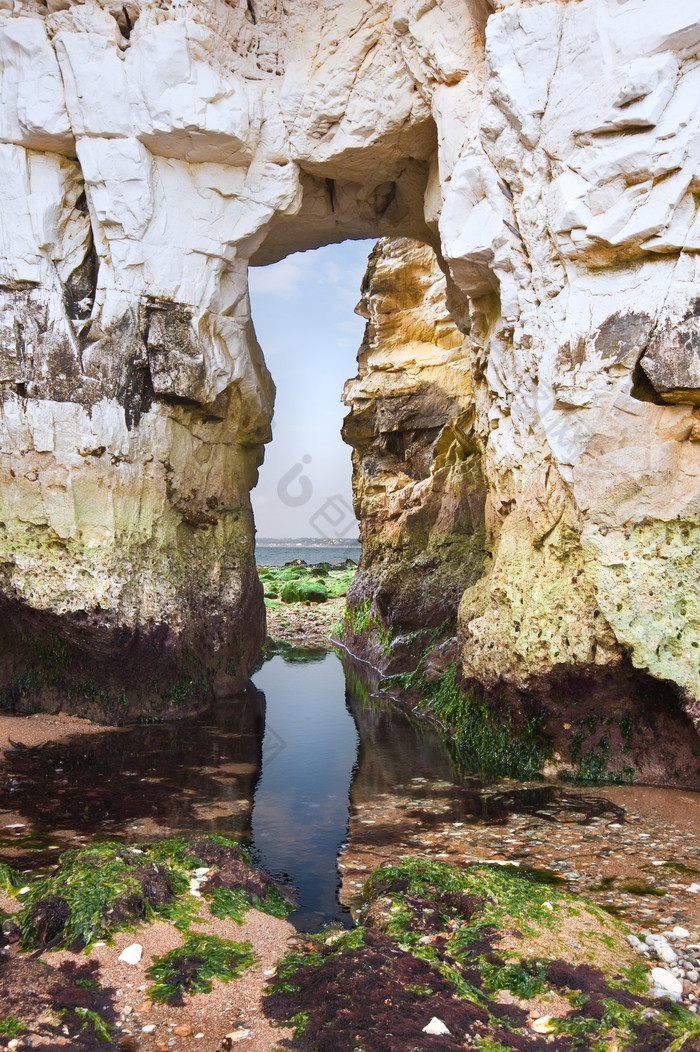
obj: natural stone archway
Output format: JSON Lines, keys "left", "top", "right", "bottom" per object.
{"left": 1, "top": 0, "right": 700, "bottom": 738}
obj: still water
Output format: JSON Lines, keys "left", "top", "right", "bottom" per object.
{"left": 255, "top": 544, "right": 361, "bottom": 567}
{"left": 251, "top": 652, "right": 358, "bottom": 930}
{"left": 2, "top": 651, "right": 694, "bottom": 934}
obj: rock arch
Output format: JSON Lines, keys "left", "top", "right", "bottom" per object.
{"left": 1, "top": 0, "right": 700, "bottom": 737}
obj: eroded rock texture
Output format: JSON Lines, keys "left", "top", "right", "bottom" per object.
{"left": 1, "top": 0, "right": 700, "bottom": 730}
{"left": 342, "top": 238, "right": 486, "bottom": 655}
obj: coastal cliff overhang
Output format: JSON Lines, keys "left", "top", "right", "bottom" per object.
{"left": 0, "top": 0, "right": 699, "bottom": 736}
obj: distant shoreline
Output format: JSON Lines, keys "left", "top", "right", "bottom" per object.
{"left": 256, "top": 538, "right": 360, "bottom": 547}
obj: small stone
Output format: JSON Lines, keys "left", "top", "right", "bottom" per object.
{"left": 650, "top": 968, "right": 683, "bottom": 995}
{"left": 173, "top": 1026, "right": 192, "bottom": 1037}
{"left": 627, "top": 934, "right": 642, "bottom": 949}
{"left": 689, "top": 884, "right": 700, "bottom": 894}
{"left": 422, "top": 1017, "right": 450, "bottom": 1035}
{"left": 657, "top": 945, "right": 678, "bottom": 965}
{"left": 222, "top": 1030, "right": 252, "bottom": 1047}
{"left": 136, "top": 1000, "right": 152, "bottom": 1013}
{"left": 674, "top": 926, "right": 690, "bottom": 938}
{"left": 142, "top": 1024, "right": 156, "bottom": 1033}
{"left": 531, "top": 1017, "right": 556, "bottom": 1034}
{"left": 119, "top": 944, "right": 143, "bottom": 965}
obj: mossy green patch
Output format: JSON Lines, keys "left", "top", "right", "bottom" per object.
{"left": 264, "top": 857, "right": 700, "bottom": 1052}
{"left": 0, "top": 862, "right": 22, "bottom": 893}
{"left": 280, "top": 579, "right": 328, "bottom": 603}
{"left": 75, "top": 1006, "right": 111, "bottom": 1043}
{"left": 146, "top": 933, "right": 257, "bottom": 1003}
{"left": 16, "top": 835, "right": 290, "bottom": 951}
{"left": 258, "top": 564, "right": 355, "bottom": 603}
{"left": 0, "top": 1017, "right": 25, "bottom": 1037}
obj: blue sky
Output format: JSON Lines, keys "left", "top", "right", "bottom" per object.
{"left": 248, "top": 239, "right": 374, "bottom": 538}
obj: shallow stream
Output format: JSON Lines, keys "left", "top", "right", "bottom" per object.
{"left": 1, "top": 651, "right": 699, "bottom": 933}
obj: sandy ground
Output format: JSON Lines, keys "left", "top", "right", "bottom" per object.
{"left": 0, "top": 891, "right": 294, "bottom": 1052}
{"left": 0, "top": 711, "right": 122, "bottom": 749}
{"left": 52, "top": 906, "right": 294, "bottom": 1052}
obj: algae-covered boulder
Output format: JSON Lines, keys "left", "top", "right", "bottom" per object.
{"left": 280, "top": 579, "right": 328, "bottom": 604}
{"left": 264, "top": 858, "right": 700, "bottom": 1052}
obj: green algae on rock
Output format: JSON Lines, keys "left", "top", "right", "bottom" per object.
{"left": 264, "top": 858, "right": 700, "bottom": 1052}
{"left": 14, "top": 835, "right": 291, "bottom": 952}
{"left": 146, "top": 932, "right": 257, "bottom": 1004}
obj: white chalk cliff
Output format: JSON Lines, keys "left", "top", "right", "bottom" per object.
{"left": 1, "top": 0, "right": 700, "bottom": 726}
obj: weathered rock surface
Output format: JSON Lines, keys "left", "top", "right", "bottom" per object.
{"left": 342, "top": 238, "right": 486, "bottom": 650}
{"left": 0, "top": 0, "right": 699, "bottom": 731}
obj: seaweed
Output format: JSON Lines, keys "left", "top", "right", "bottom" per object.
{"left": 146, "top": 933, "right": 257, "bottom": 1004}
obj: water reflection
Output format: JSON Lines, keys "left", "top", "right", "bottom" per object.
{"left": 251, "top": 650, "right": 358, "bottom": 931}
{"left": 0, "top": 650, "right": 637, "bottom": 933}
{"left": 0, "top": 688, "right": 265, "bottom": 868}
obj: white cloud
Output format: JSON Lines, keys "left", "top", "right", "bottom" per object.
{"left": 248, "top": 256, "right": 304, "bottom": 299}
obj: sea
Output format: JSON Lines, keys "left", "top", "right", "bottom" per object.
{"left": 255, "top": 536, "right": 361, "bottom": 567}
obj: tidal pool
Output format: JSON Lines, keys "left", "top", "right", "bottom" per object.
{"left": 0, "top": 650, "right": 699, "bottom": 934}
{"left": 250, "top": 650, "right": 358, "bottom": 930}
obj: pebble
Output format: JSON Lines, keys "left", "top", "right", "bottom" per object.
{"left": 531, "top": 1017, "right": 556, "bottom": 1034}
{"left": 422, "top": 1018, "right": 450, "bottom": 1035}
{"left": 142, "top": 1024, "right": 156, "bottom": 1033}
{"left": 650, "top": 968, "right": 683, "bottom": 995}
{"left": 624, "top": 924, "right": 700, "bottom": 1007}
{"left": 657, "top": 945, "right": 678, "bottom": 965}
{"left": 119, "top": 943, "right": 143, "bottom": 965}
{"left": 222, "top": 1030, "right": 252, "bottom": 1046}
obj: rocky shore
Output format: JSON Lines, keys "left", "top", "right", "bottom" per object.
{"left": 1, "top": 835, "right": 699, "bottom": 1051}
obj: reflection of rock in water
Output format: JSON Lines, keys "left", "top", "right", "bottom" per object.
{"left": 0, "top": 685, "right": 266, "bottom": 872}
{"left": 339, "top": 655, "right": 700, "bottom": 933}
{"left": 250, "top": 651, "right": 358, "bottom": 932}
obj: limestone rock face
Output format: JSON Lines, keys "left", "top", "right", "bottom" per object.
{"left": 1, "top": 0, "right": 700, "bottom": 728}
{"left": 342, "top": 237, "right": 486, "bottom": 646}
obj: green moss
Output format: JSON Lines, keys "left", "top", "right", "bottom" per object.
{"left": 289, "top": 1010, "right": 310, "bottom": 1037}
{"left": 420, "top": 666, "right": 551, "bottom": 780}
{"left": 257, "top": 564, "right": 355, "bottom": 605}
{"left": 18, "top": 842, "right": 152, "bottom": 948}
{"left": 0, "top": 1017, "right": 25, "bottom": 1037}
{"left": 16, "top": 835, "right": 287, "bottom": 950}
{"left": 343, "top": 598, "right": 394, "bottom": 654}
{"left": 280, "top": 579, "right": 328, "bottom": 604}
{"left": 0, "top": 862, "right": 22, "bottom": 892}
{"left": 346, "top": 597, "right": 373, "bottom": 636}
{"left": 481, "top": 959, "right": 547, "bottom": 999}
{"left": 619, "top": 882, "right": 667, "bottom": 897}
{"left": 146, "top": 933, "right": 257, "bottom": 1003}
{"left": 208, "top": 887, "right": 251, "bottom": 924}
